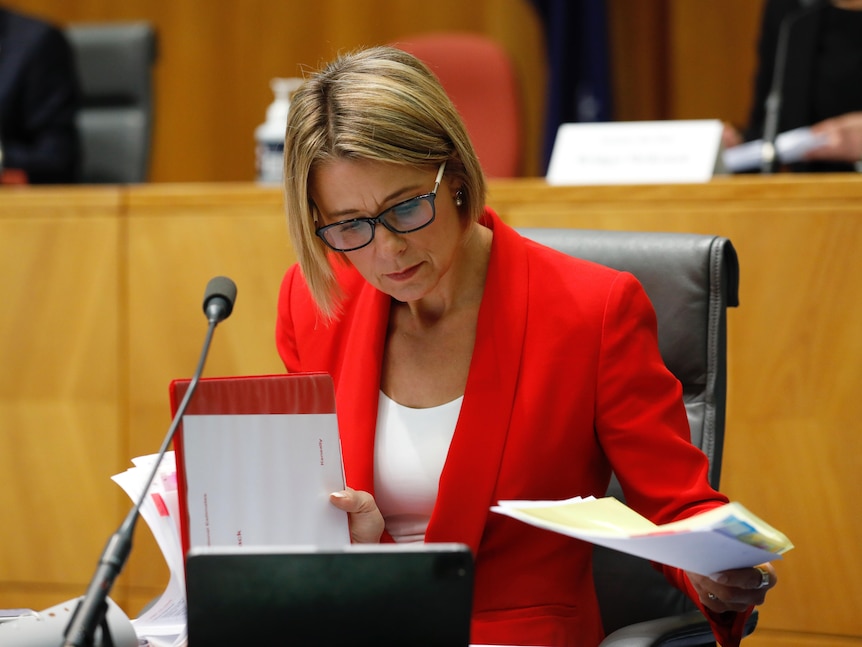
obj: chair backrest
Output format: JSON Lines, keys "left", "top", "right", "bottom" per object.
{"left": 392, "top": 32, "right": 522, "bottom": 178}
{"left": 517, "top": 228, "right": 740, "bottom": 636}
{"left": 65, "top": 22, "right": 157, "bottom": 183}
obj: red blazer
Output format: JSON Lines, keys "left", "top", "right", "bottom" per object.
{"left": 276, "top": 208, "right": 748, "bottom": 646}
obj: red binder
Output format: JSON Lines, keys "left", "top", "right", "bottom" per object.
{"left": 169, "top": 372, "right": 347, "bottom": 559}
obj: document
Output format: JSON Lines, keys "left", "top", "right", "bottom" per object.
{"left": 722, "top": 126, "right": 828, "bottom": 172}
{"left": 112, "top": 452, "right": 188, "bottom": 647}
{"left": 180, "top": 412, "right": 348, "bottom": 551}
{"left": 492, "top": 496, "right": 793, "bottom": 576}
{"left": 169, "top": 373, "right": 350, "bottom": 555}
{"left": 111, "top": 373, "right": 351, "bottom": 647}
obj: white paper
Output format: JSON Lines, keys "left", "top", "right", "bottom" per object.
{"left": 111, "top": 452, "right": 187, "bottom": 647}
{"left": 722, "top": 126, "right": 829, "bottom": 172}
{"left": 111, "top": 408, "right": 350, "bottom": 647}
{"left": 181, "top": 413, "right": 350, "bottom": 550}
{"left": 546, "top": 119, "right": 725, "bottom": 185}
{"left": 492, "top": 496, "right": 792, "bottom": 576}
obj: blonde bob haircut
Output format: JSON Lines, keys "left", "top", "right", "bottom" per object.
{"left": 283, "top": 45, "right": 487, "bottom": 320}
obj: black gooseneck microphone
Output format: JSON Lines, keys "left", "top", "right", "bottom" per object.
{"left": 761, "top": 0, "right": 821, "bottom": 173}
{"left": 62, "top": 276, "right": 238, "bottom": 647}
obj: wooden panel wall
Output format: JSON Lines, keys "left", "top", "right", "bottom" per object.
{"left": 5, "top": 0, "right": 547, "bottom": 178}
{"left": 0, "top": 188, "right": 127, "bottom": 611}
{"left": 607, "top": 0, "right": 766, "bottom": 127}
{"left": 6, "top": 0, "right": 766, "bottom": 181}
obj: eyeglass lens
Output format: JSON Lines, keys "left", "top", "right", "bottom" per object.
{"left": 319, "top": 194, "right": 435, "bottom": 251}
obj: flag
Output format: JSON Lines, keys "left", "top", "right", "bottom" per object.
{"left": 530, "top": 0, "right": 614, "bottom": 172}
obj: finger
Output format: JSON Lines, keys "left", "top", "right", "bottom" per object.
{"left": 709, "top": 563, "right": 775, "bottom": 590}
{"left": 805, "top": 133, "right": 841, "bottom": 159}
{"left": 702, "top": 591, "right": 752, "bottom": 614}
{"left": 704, "top": 565, "right": 775, "bottom": 609}
{"left": 329, "top": 489, "right": 354, "bottom": 510}
{"left": 751, "top": 564, "right": 775, "bottom": 591}
{"left": 329, "top": 488, "right": 384, "bottom": 543}
{"left": 329, "top": 487, "right": 374, "bottom": 513}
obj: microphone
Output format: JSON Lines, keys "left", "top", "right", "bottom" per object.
{"left": 761, "top": 0, "right": 820, "bottom": 173}
{"left": 61, "top": 276, "right": 238, "bottom": 647}
{"left": 203, "top": 275, "right": 237, "bottom": 323}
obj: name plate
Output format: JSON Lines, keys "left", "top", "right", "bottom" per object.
{"left": 546, "top": 119, "right": 725, "bottom": 185}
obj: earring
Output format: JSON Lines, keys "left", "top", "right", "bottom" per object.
{"left": 455, "top": 189, "right": 464, "bottom": 207}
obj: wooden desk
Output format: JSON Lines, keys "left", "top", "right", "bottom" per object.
{"left": 0, "top": 186, "right": 127, "bottom": 609}
{"left": 1, "top": 177, "right": 859, "bottom": 646}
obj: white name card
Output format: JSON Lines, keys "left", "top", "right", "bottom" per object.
{"left": 546, "top": 119, "right": 726, "bottom": 185}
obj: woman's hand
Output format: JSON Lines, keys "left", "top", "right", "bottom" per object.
{"left": 329, "top": 487, "right": 385, "bottom": 543}
{"left": 806, "top": 111, "right": 862, "bottom": 164}
{"left": 687, "top": 563, "right": 777, "bottom": 613}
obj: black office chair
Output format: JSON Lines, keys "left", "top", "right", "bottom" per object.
{"left": 517, "top": 228, "right": 756, "bottom": 646}
{"left": 65, "top": 22, "right": 158, "bottom": 183}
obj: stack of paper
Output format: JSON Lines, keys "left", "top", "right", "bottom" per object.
{"left": 112, "top": 452, "right": 187, "bottom": 647}
{"left": 492, "top": 496, "right": 792, "bottom": 576}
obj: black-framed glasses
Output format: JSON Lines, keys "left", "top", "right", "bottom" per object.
{"left": 315, "top": 161, "right": 447, "bottom": 252}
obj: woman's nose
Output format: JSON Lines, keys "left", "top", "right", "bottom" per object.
{"left": 373, "top": 223, "right": 407, "bottom": 255}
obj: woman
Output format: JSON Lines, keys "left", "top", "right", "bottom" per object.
{"left": 276, "top": 46, "right": 775, "bottom": 646}
{"left": 724, "top": 0, "right": 862, "bottom": 171}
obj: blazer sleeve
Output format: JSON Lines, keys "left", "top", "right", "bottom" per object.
{"left": 594, "top": 271, "right": 754, "bottom": 646}
{"left": 275, "top": 264, "right": 304, "bottom": 371}
{"left": 594, "top": 271, "right": 719, "bottom": 521}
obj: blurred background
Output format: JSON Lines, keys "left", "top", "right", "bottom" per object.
{"left": 4, "top": 0, "right": 765, "bottom": 180}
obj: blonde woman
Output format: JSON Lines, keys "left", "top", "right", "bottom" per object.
{"left": 276, "top": 46, "right": 775, "bottom": 646}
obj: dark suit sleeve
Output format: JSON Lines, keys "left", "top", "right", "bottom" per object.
{"left": 2, "top": 21, "right": 81, "bottom": 183}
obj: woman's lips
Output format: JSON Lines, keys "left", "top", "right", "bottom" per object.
{"left": 385, "top": 264, "right": 421, "bottom": 281}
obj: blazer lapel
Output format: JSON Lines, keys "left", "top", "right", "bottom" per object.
{"left": 426, "top": 211, "right": 529, "bottom": 554}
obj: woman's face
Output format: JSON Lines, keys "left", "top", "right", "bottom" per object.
{"left": 310, "top": 158, "right": 465, "bottom": 305}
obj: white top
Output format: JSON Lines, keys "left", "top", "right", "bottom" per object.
{"left": 373, "top": 391, "right": 463, "bottom": 543}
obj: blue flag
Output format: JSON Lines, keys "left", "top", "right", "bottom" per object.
{"left": 530, "top": 0, "right": 613, "bottom": 172}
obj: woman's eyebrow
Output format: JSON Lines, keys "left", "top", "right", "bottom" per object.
{"left": 327, "top": 183, "right": 425, "bottom": 219}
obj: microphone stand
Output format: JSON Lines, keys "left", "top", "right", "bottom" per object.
{"left": 62, "top": 278, "right": 236, "bottom": 647}
{"left": 761, "top": 3, "right": 817, "bottom": 174}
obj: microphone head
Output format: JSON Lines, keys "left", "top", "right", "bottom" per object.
{"left": 203, "top": 276, "right": 237, "bottom": 322}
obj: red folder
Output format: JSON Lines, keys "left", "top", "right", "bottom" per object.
{"left": 169, "top": 372, "right": 344, "bottom": 559}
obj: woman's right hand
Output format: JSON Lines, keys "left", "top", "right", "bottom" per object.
{"left": 329, "top": 487, "right": 385, "bottom": 543}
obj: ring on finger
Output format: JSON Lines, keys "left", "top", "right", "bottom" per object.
{"left": 707, "top": 592, "right": 718, "bottom": 601}
{"left": 755, "top": 566, "right": 770, "bottom": 589}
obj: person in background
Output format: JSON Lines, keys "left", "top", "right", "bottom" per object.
{"left": 0, "top": 6, "right": 80, "bottom": 183}
{"left": 276, "top": 46, "right": 777, "bottom": 647}
{"left": 724, "top": 0, "right": 862, "bottom": 171}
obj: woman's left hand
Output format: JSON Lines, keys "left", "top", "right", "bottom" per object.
{"left": 687, "top": 563, "right": 777, "bottom": 613}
